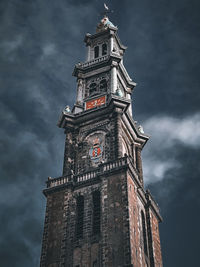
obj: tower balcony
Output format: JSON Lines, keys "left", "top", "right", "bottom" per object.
{"left": 77, "top": 55, "right": 109, "bottom": 69}
{"left": 73, "top": 53, "right": 122, "bottom": 77}
{"left": 44, "top": 156, "right": 141, "bottom": 191}
{"left": 43, "top": 155, "right": 162, "bottom": 222}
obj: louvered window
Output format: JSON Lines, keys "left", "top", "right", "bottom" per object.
{"left": 89, "top": 82, "right": 97, "bottom": 96}
{"left": 102, "top": 43, "right": 107, "bottom": 55}
{"left": 141, "top": 210, "right": 148, "bottom": 255}
{"left": 76, "top": 196, "right": 84, "bottom": 239}
{"left": 92, "top": 191, "right": 101, "bottom": 235}
{"left": 99, "top": 79, "right": 107, "bottom": 93}
{"left": 94, "top": 46, "right": 99, "bottom": 58}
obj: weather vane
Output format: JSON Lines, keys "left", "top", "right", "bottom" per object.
{"left": 102, "top": 3, "right": 113, "bottom": 17}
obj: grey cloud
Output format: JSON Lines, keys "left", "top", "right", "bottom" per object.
{"left": 144, "top": 113, "right": 200, "bottom": 148}
{"left": 148, "top": 146, "right": 200, "bottom": 267}
{"left": 142, "top": 113, "right": 200, "bottom": 184}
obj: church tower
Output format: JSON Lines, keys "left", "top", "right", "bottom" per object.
{"left": 40, "top": 13, "right": 163, "bottom": 267}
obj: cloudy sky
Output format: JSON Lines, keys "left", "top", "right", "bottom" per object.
{"left": 0, "top": 0, "right": 200, "bottom": 266}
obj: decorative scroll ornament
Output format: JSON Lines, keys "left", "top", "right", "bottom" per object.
{"left": 64, "top": 105, "right": 71, "bottom": 113}
{"left": 115, "top": 87, "right": 124, "bottom": 97}
{"left": 138, "top": 125, "right": 144, "bottom": 134}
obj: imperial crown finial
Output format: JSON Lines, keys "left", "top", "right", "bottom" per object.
{"left": 96, "top": 3, "right": 115, "bottom": 33}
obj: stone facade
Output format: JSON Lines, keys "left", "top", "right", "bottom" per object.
{"left": 40, "top": 17, "right": 163, "bottom": 267}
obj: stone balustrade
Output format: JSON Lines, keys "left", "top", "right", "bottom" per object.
{"left": 46, "top": 156, "right": 130, "bottom": 189}
{"left": 77, "top": 55, "right": 109, "bottom": 69}
{"left": 47, "top": 175, "right": 72, "bottom": 188}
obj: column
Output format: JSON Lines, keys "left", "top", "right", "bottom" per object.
{"left": 110, "top": 35, "right": 114, "bottom": 52}
{"left": 111, "top": 65, "right": 117, "bottom": 93}
{"left": 76, "top": 79, "right": 83, "bottom": 104}
{"left": 127, "top": 93, "right": 133, "bottom": 116}
{"left": 87, "top": 45, "right": 91, "bottom": 61}
{"left": 115, "top": 110, "right": 123, "bottom": 158}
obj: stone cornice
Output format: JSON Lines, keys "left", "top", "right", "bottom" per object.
{"left": 72, "top": 54, "right": 120, "bottom": 77}
{"left": 84, "top": 27, "right": 127, "bottom": 52}
{"left": 57, "top": 95, "right": 131, "bottom": 129}
{"left": 72, "top": 55, "right": 136, "bottom": 90}
{"left": 122, "top": 112, "right": 149, "bottom": 148}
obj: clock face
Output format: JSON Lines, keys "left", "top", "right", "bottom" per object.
{"left": 86, "top": 95, "right": 106, "bottom": 110}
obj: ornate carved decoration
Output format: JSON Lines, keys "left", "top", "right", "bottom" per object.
{"left": 85, "top": 72, "right": 110, "bottom": 98}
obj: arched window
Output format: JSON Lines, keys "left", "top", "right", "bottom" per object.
{"left": 102, "top": 43, "right": 107, "bottom": 55}
{"left": 76, "top": 195, "right": 84, "bottom": 239}
{"left": 92, "top": 191, "right": 101, "bottom": 235}
{"left": 99, "top": 79, "right": 107, "bottom": 93}
{"left": 141, "top": 210, "right": 148, "bottom": 256}
{"left": 94, "top": 46, "right": 99, "bottom": 58}
{"left": 89, "top": 82, "right": 97, "bottom": 96}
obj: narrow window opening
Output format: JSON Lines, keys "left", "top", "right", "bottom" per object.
{"left": 99, "top": 79, "right": 107, "bottom": 93}
{"left": 89, "top": 83, "right": 97, "bottom": 96}
{"left": 94, "top": 46, "right": 99, "bottom": 58}
{"left": 92, "top": 191, "right": 101, "bottom": 235}
{"left": 135, "top": 147, "right": 139, "bottom": 171}
{"left": 131, "top": 143, "right": 134, "bottom": 157}
{"left": 141, "top": 210, "right": 148, "bottom": 256}
{"left": 102, "top": 43, "right": 107, "bottom": 55}
{"left": 136, "top": 147, "right": 142, "bottom": 179}
{"left": 76, "top": 195, "right": 84, "bottom": 239}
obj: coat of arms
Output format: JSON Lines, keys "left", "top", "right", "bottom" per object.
{"left": 89, "top": 137, "right": 103, "bottom": 162}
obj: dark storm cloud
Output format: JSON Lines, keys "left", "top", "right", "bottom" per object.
{"left": 120, "top": 0, "right": 200, "bottom": 119}
{"left": 148, "top": 146, "right": 200, "bottom": 267}
{"left": 0, "top": 1, "right": 94, "bottom": 265}
{"left": 0, "top": 0, "right": 200, "bottom": 266}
